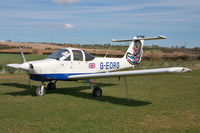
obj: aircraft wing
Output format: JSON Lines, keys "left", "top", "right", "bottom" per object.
{"left": 68, "top": 67, "right": 191, "bottom": 80}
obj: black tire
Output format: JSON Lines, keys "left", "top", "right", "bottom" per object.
{"left": 35, "top": 86, "right": 46, "bottom": 96}
{"left": 92, "top": 87, "right": 102, "bottom": 97}
{"left": 47, "top": 82, "right": 56, "bottom": 90}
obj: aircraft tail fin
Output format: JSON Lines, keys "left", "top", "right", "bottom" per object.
{"left": 112, "top": 35, "right": 167, "bottom": 66}
{"left": 19, "top": 47, "right": 26, "bottom": 63}
{"left": 124, "top": 37, "right": 144, "bottom": 65}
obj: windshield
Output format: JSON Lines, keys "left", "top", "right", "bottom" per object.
{"left": 47, "top": 49, "right": 71, "bottom": 61}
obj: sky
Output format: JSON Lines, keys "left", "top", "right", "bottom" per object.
{"left": 0, "top": 0, "right": 200, "bottom": 47}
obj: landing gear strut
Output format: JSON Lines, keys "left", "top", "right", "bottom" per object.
{"left": 35, "top": 83, "right": 46, "bottom": 96}
{"left": 35, "top": 81, "right": 57, "bottom": 96}
{"left": 88, "top": 80, "right": 102, "bottom": 97}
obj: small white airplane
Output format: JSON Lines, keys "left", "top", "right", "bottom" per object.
{"left": 7, "top": 35, "right": 191, "bottom": 97}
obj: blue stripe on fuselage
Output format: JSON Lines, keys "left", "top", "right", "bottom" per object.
{"left": 29, "top": 73, "right": 91, "bottom": 82}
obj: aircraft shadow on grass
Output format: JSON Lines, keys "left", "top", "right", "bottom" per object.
{"left": 1, "top": 82, "right": 151, "bottom": 107}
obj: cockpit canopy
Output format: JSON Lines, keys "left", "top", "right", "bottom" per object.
{"left": 47, "top": 49, "right": 71, "bottom": 61}
{"left": 47, "top": 48, "right": 95, "bottom": 61}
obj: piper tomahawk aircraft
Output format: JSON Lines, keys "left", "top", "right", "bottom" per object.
{"left": 7, "top": 35, "right": 191, "bottom": 96}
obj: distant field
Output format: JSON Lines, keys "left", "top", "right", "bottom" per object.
{"left": 0, "top": 70, "right": 199, "bottom": 133}
{"left": 1, "top": 42, "right": 200, "bottom": 61}
{"left": 0, "top": 54, "right": 199, "bottom": 72}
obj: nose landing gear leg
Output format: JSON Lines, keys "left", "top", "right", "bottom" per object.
{"left": 35, "top": 82, "right": 46, "bottom": 96}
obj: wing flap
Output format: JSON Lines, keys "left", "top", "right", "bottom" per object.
{"left": 68, "top": 67, "right": 191, "bottom": 80}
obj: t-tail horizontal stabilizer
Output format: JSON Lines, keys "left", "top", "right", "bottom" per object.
{"left": 112, "top": 35, "right": 167, "bottom": 42}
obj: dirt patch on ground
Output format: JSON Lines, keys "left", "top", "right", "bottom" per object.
{"left": 0, "top": 42, "right": 64, "bottom": 50}
{"left": 0, "top": 75, "right": 27, "bottom": 79}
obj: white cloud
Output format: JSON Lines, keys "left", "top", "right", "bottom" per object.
{"left": 41, "top": 23, "right": 75, "bottom": 30}
{"left": 63, "top": 24, "right": 74, "bottom": 29}
{"left": 53, "top": 0, "right": 80, "bottom": 4}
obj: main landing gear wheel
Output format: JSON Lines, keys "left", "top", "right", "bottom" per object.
{"left": 35, "top": 86, "right": 46, "bottom": 96}
{"left": 92, "top": 87, "right": 102, "bottom": 97}
{"left": 47, "top": 82, "right": 56, "bottom": 90}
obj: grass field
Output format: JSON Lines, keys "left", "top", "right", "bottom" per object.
{"left": 0, "top": 70, "right": 200, "bottom": 133}
{"left": 0, "top": 54, "right": 47, "bottom": 65}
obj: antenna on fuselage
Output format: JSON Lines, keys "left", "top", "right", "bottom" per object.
{"left": 104, "top": 43, "right": 112, "bottom": 58}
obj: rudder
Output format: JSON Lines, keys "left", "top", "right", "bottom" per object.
{"left": 124, "top": 39, "right": 144, "bottom": 65}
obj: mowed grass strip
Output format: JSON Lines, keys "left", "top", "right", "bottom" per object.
{"left": 0, "top": 70, "right": 199, "bottom": 133}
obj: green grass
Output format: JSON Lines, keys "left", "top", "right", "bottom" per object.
{"left": 0, "top": 70, "right": 200, "bottom": 133}
{"left": 0, "top": 54, "right": 48, "bottom": 65}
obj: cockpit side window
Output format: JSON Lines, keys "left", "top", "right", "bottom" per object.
{"left": 64, "top": 55, "right": 71, "bottom": 61}
{"left": 72, "top": 50, "right": 83, "bottom": 61}
{"left": 84, "top": 51, "right": 95, "bottom": 61}
{"left": 61, "top": 51, "right": 71, "bottom": 61}
{"left": 59, "top": 50, "right": 71, "bottom": 61}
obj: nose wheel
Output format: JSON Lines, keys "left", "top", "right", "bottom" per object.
{"left": 35, "top": 85, "right": 46, "bottom": 96}
{"left": 35, "top": 81, "right": 57, "bottom": 96}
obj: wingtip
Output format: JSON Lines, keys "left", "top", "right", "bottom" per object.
{"left": 169, "top": 67, "right": 192, "bottom": 73}
{"left": 182, "top": 67, "right": 192, "bottom": 72}
{"left": 158, "top": 35, "right": 167, "bottom": 39}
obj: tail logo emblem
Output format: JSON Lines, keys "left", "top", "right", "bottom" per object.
{"left": 126, "top": 41, "right": 142, "bottom": 65}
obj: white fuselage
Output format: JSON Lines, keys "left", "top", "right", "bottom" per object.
{"left": 27, "top": 47, "right": 134, "bottom": 81}
{"left": 28, "top": 57, "right": 132, "bottom": 74}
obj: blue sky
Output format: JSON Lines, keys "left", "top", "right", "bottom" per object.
{"left": 0, "top": 0, "right": 200, "bottom": 47}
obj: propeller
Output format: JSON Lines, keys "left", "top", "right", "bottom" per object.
{"left": 19, "top": 46, "right": 33, "bottom": 89}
